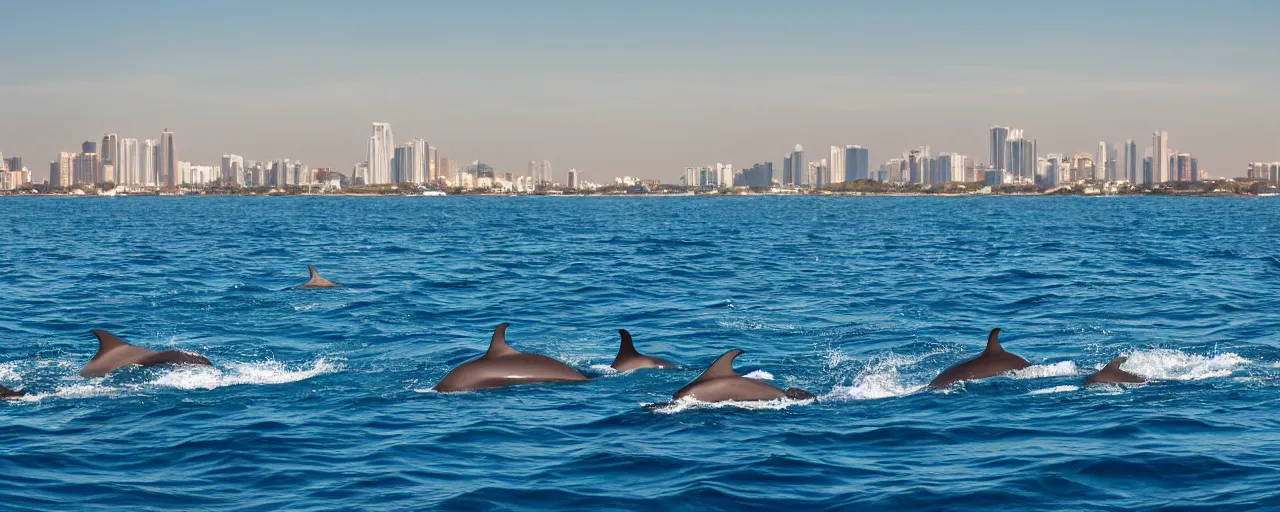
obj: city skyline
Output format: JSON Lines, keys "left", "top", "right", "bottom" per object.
{"left": 1, "top": 1, "right": 1278, "bottom": 181}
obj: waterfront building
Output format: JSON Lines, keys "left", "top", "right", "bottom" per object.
{"left": 790, "top": 145, "right": 805, "bottom": 186}
{"left": 990, "top": 126, "right": 1009, "bottom": 172}
{"left": 845, "top": 145, "right": 869, "bottom": 181}
{"left": 367, "top": 122, "right": 394, "bottom": 184}
{"left": 160, "top": 129, "right": 177, "bottom": 188}
{"left": 1153, "top": 130, "right": 1169, "bottom": 183}
{"left": 829, "top": 146, "right": 845, "bottom": 184}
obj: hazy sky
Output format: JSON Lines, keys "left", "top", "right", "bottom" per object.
{"left": 2, "top": 0, "right": 1278, "bottom": 181}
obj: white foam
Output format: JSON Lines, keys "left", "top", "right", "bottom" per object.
{"left": 824, "top": 352, "right": 932, "bottom": 401}
{"left": 151, "top": 358, "right": 338, "bottom": 390}
{"left": 715, "top": 320, "right": 799, "bottom": 331}
{"left": 1007, "top": 361, "right": 1079, "bottom": 379}
{"left": 1029, "top": 385, "right": 1080, "bottom": 395}
{"left": 644, "top": 395, "right": 813, "bottom": 414}
{"left": 17, "top": 382, "right": 129, "bottom": 403}
{"left": 0, "top": 362, "right": 19, "bottom": 382}
{"left": 413, "top": 388, "right": 438, "bottom": 393}
{"left": 742, "top": 370, "right": 774, "bottom": 380}
{"left": 589, "top": 364, "right": 622, "bottom": 375}
{"left": 1122, "top": 349, "right": 1248, "bottom": 381}
{"left": 824, "top": 347, "right": 855, "bottom": 370}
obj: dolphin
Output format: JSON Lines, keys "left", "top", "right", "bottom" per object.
{"left": 1084, "top": 356, "right": 1146, "bottom": 386}
{"left": 298, "top": 265, "right": 340, "bottom": 289}
{"left": 928, "top": 328, "right": 1031, "bottom": 389}
{"left": 670, "top": 349, "right": 814, "bottom": 402}
{"left": 0, "top": 385, "right": 25, "bottom": 400}
{"left": 610, "top": 329, "right": 677, "bottom": 371}
{"left": 79, "top": 329, "right": 212, "bottom": 378}
{"left": 433, "top": 324, "right": 589, "bottom": 392}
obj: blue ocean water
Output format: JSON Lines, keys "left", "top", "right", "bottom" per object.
{"left": 2, "top": 196, "right": 1280, "bottom": 511}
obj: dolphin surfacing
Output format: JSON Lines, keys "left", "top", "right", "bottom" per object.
{"left": 610, "top": 329, "right": 677, "bottom": 371}
{"left": 1085, "top": 356, "right": 1146, "bottom": 386}
{"left": 433, "top": 324, "right": 589, "bottom": 392}
{"left": 79, "top": 330, "right": 212, "bottom": 378}
{"left": 671, "top": 349, "right": 813, "bottom": 403}
{"left": 0, "top": 385, "right": 25, "bottom": 400}
{"left": 298, "top": 265, "right": 340, "bottom": 289}
{"left": 928, "top": 328, "right": 1031, "bottom": 389}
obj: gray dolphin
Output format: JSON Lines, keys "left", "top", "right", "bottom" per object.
{"left": 1084, "top": 356, "right": 1146, "bottom": 386}
{"left": 433, "top": 324, "right": 589, "bottom": 392}
{"left": 670, "top": 349, "right": 814, "bottom": 402}
{"left": 928, "top": 328, "right": 1031, "bottom": 389}
{"left": 79, "top": 330, "right": 212, "bottom": 378}
{"left": 0, "top": 385, "right": 25, "bottom": 400}
{"left": 610, "top": 329, "right": 677, "bottom": 371}
{"left": 298, "top": 265, "right": 340, "bottom": 289}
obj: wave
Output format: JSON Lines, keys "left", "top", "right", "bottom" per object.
{"left": 1006, "top": 361, "right": 1079, "bottom": 379}
{"left": 742, "top": 370, "right": 773, "bottom": 380}
{"left": 151, "top": 358, "right": 339, "bottom": 390}
{"left": 644, "top": 395, "right": 814, "bottom": 414}
{"left": 825, "top": 352, "right": 932, "bottom": 401}
{"left": 1119, "top": 349, "right": 1248, "bottom": 381}
{"left": 1028, "top": 385, "right": 1080, "bottom": 395}
{"left": 0, "top": 361, "right": 19, "bottom": 382}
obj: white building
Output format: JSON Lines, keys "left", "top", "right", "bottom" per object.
{"left": 221, "top": 154, "right": 244, "bottom": 185}
{"left": 567, "top": 168, "right": 581, "bottom": 188}
{"left": 367, "top": 122, "right": 394, "bottom": 184}
{"left": 829, "top": 146, "right": 846, "bottom": 184}
{"left": 1153, "top": 130, "right": 1169, "bottom": 183}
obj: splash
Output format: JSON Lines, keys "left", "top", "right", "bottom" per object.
{"left": 151, "top": 358, "right": 339, "bottom": 390}
{"left": 1121, "top": 349, "right": 1248, "bottom": 381}
{"left": 1006, "top": 361, "right": 1079, "bottom": 379}
{"left": 588, "top": 364, "right": 622, "bottom": 375}
{"left": 742, "top": 370, "right": 774, "bottom": 380}
{"left": 1028, "top": 385, "right": 1080, "bottom": 395}
{"left": 17, "top": 383, "right": 130, "bottom": 403}
{"left": 0, "top": 362, "right": 19, "bottom": 382}
{"left": 644, "top": 395, "right": 813, "bottom": 414}
{"left": 825, "top": 353, "right": 930, "bottom": 401}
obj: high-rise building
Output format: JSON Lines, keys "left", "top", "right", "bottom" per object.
{"left": 160, "top": 129, "right": 177, "bottom": 188}
{"left": 1005, "top": 131, "right": 1036, "bottom": 181}
{"left": 567, "top": 168, "right": 580, "bottom": 189}
{"left": 409, "top": 138, "right": 426, "bottom": 183}
{"left": 716, "top": 163, "right": 733, "bottom": 188}
{"left": 790, "top": 145, "right": 805, "bottom": 186}
{"left": 221, "top": 154, "right": 244, "bottom": 185}
{"left": 908, "top": 147, "right": 925, "bottom": 184}
{"left": 1176, "top": 153, "right": 1193, "bottom": 182}
{"left": 844, "top": 145, "right": 870, "bottom": 181}
{"left": 990, "top": 126, "right": 1010, "bottom": 172}
{"left": 367, "top": 122, "right": 394, "bottom": 184}
{"left": 1152, "top": 130, "right": 1169, "bottom": 183}
{"left": 1123, "top": 140, "right": 1138, "bottom": 183}
{"left": 782, "top": 155, "right": 793, "bottom": 185}
{"left": 392, "top": 143, "right": 411, "bottom": 183}
{"left": 4, "top": 156, "right": 22, "bottom": 173}
{"left": 118, "top": 139, "right": 139, "bottom": 186}
{"left": 808, "top": 160, "right": 826, "bottom": 188}
{"left": 73, "top": 152, "right": 99, "bottom": 185}
{"left": 82, "top": 141, "right": 96, "bottom": 154}
{"left": 1096, "top": 142, "right": 1107, "bottom": 181}
{"left": 1045, "top": 154, "right": 1064, "bottom": 188}
{"left": 428, "top": 145, "right": 439, "bottom": 182}
{"left": 101, "top": 133, "right": 119, "bottom": 183}
{"left": 740, "top": 162, "right": 773, "bottom": 188}
{"left": 1142, "top": 156, "right": 1153, "bottom": 184}
{"left": 828, "top": 146, "right": 845, "bottom": 184}
{"left": 936, "top": 153, "right": 967, "bottom": 183}
{"left": 52, "top": 152, "right": 74, "bottom": 187}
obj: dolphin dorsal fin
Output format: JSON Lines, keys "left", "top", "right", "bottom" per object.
{"left": 308, "top": 265, "right": 321, "bottom": 279}
{"left": 483, "top": 323, "right": 520, "bottom": 358}
{"left": 616, "top": 329, "right": 640, "bottom": 358}
{"left": 982, "top": 328, "right": 1005, "bottom": 355}
{"left": 1104, "top": 355, "right": 1128, "bottom": 370}
{"left": 90, "top": 329, "right": 132, "bottom": 361}
{"left": 693, "top": 349, "right": 744, "bottom": 382}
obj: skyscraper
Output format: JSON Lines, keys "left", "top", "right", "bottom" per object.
{"left": 392, "top": 143, "right": 411, "bottom": 183}
{"left": 367, "top": 122, "right": 394, "bottom": 184}
{"left": 428, "top": 146, "right": 439, "bottom": 182}
{"left": 160, "top": 129, "right": 177, "bottom": 188}
{"left": 1152, "top": 130, "right": 1168, "bottom": 183}
{"left": 782, "top": 155, "right": 793, "bottom": 185}
{"left": 1124, "top": 140, "right": 1138, "bottom": 184}
{"left": 53, "top": 152, "right": 74, "bottom": 187}
{"left": 908, "top": 147, "right": 924, "bottom": 184}
{"left": 221, "top": 154, "right": 244, "bottom": 185}
{"left": 4, "top": 156, "right": 22, "bottom": 172}
{"left": 844, "top": 145, "right": 870, "bottom": 181}
{"left": 828, "top": 146, "right": 845, "bottom": 184}
{"left": 990, "top": 126, "right": 1010, "bottom": 172}
{"left": 101, "top": 133, "right": 119, "bottom": 183}
{"left": 790, "top": 145, "right": 805, "bottom": 186}
{"left": 119, "top": 139, "right": 138, "bottom": 186}
{"left": 1096, "top": 142, "right": 1107, "bottom": 181}
{"left": 567, "top": 168, "right": 580, "bottom": 188}
{"left": 145, "top": 140, "right": 159, "bottom": 186}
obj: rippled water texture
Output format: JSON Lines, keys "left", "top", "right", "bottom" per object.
{"left": 2, "top": 196, "right": 1280, "bottom": 510}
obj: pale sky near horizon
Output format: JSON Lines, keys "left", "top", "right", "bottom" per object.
{"left": 1, "top": 0, "right": 1277, "bottom": 181}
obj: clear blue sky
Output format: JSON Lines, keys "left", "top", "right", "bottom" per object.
{"left": 1, "top": 0, "right": 1277, "bottom": 180}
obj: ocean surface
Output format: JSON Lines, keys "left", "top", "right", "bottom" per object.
{"left": 2, "top": 196, "right": 1280, "bottom": 511}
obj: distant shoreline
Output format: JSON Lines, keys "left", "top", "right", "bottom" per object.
{"left": 0, "top": 191, "right": 1269, "bottom": 198}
